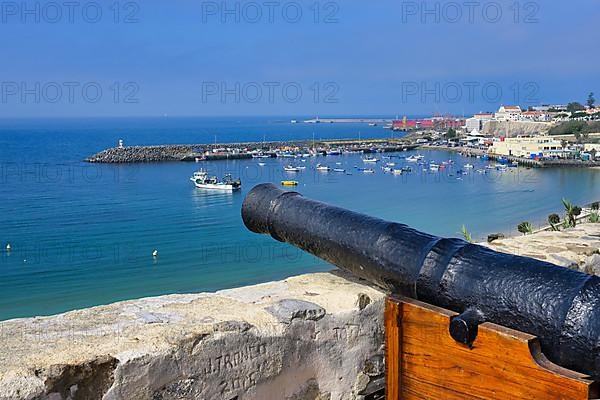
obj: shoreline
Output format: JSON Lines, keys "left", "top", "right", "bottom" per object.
{"left": 419, "top": 144, "right": 600, "bottom": 168}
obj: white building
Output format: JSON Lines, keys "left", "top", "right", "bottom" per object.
{"left": 490, "top": 136, "right": 565, "bottom": 158}
{"left": 465, "top": 113, "right": 494, "bottom": 132}
{"left": 495, "top": 106, "right": 522, "bottom": 121}
{"left": 520, "top": 111, "right": 550, "bottom": 122}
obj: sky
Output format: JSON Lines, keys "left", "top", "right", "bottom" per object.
{"left": 0, "top": 0, "right": 598, "bottom": 117}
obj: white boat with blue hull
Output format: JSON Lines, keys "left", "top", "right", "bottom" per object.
{"left": 190, "top": 170, "right": 241, "bottom": 191}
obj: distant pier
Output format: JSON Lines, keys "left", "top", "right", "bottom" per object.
{"left": 86, "top": 139, "right": 417, "bottom": 164}
{"left": 420, "top": 145, "right": 600, "bottom": 168}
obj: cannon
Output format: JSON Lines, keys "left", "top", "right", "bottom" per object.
{"left": 242, "top": 183, "right": 600, "bottom": 381}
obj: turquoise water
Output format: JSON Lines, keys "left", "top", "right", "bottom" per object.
{"left": 1, "top": 117, "right": 599, "bottom": 321}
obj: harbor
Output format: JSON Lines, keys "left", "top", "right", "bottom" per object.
{"left": 86, "top": 138, "right": 418, "bottom": 163}
{"left": 420, "top": 144, "right": 600, "bottom": 168}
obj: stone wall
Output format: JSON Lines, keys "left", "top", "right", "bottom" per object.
{"left": 0, "top": 271, "right": 386, "bottom": 400}
{"left": 483, "top": 224, "right": 600, "bottom": 275}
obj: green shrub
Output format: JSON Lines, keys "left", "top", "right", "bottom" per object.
{"left": 517, "top": 221, "right": 533, "bottom": 235}
{"left": 548, "top": 213, "right": 561, "bottom": 231}
{"left": 461, "top": 225, "right": 472, "bottom": 243}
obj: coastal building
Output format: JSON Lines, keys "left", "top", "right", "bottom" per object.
{"left": 495, "top": 106, "right": 522, "bottom": 122}
{"left": 584, "top": 144, "right": 600, "bottom": 158}
{"left": 392, "top": 117, "right": 464, "bottom": 131}
{"left": 490, "top": 136, "right": 565, "bottom": 158}
{"left": 521, "top": 110, "right": 550, "bottom": 122}
{"left": 465, "top": 113, "right": 494, "bottom": 133}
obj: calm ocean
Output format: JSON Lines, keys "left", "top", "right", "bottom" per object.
{"left": 1, "top": 117, "right": 599, "bottom": 321}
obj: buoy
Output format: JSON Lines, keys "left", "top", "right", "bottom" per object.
{"left": 6, "top": 243, "right": 11, "bottom": 251}
{"left": 152, "top": 250, "right": 158, "bottom": 257}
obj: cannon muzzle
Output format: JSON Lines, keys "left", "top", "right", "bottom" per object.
{"left": 242, "top": 183, "right": 600, "bottom": 380}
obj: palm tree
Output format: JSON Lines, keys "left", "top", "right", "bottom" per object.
{"left": 562, "top": 198, "right": 582, "bottom": 227}
{"left": 517, "top": 221, "right": 533, "bottom": 235}
{"left": 548, "top": 214, "right": 561, "bottom": 231}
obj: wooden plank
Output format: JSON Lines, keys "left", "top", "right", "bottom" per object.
{"left": 385, "top": 298, "right": 402, "bottom": 399}
{"left": 385, "top": 296, "right": 597, "bottom": 400}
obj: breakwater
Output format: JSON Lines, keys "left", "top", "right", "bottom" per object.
{"left": 86, "top": 139, "right": 417, "bottom": 163}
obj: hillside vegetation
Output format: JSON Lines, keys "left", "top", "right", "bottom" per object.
{"left": 549, "top": 121, "right": 600, "bottom": 136}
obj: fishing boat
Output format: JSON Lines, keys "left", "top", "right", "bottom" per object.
{"left": 316, "top": 164, "right": 331, "bottom": 172}
{"left": 363, "top": 157, "right": 379, "bottom": 163}
{"left": 281, "top": 180, "right": 299, "bottom": 186}
{"left": 190, "top": 170, "right": 241, "bottom": 191}
{"left": 284, "top": 165, "right": 301, "bottom": 172}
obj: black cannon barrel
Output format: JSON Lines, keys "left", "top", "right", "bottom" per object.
{"left": 242, "top": 183, "right": 600, "bottom": 380}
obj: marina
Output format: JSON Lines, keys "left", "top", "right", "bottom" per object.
{"left": 86, "top": 139, "right": 418, "bottom": 164}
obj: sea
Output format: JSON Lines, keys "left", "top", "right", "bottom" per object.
{"left": 1, "top": 116, "right": 599, "bottom": 321}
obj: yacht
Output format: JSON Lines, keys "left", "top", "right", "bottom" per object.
{"left": 316, "top": 164, "right": 331, "bottom": 172}
{"left": 190, "top": 170, "right": 241, "bottom": 191}
{"left": 284, "top": 165, "right": 302, "bottom": 172}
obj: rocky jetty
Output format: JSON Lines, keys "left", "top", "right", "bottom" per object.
{"left": 0, "top": 272, "right": 386, "bottom": 400}
{"left": 86, "top": 145, "right": 197, "bottom": 163}
{"left": 86, "top": 140, "right": 418, "bottom": 164}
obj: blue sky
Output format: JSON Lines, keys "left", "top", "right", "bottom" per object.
{"left": 0, "top": 0, "right": 598, "bottom": 117}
